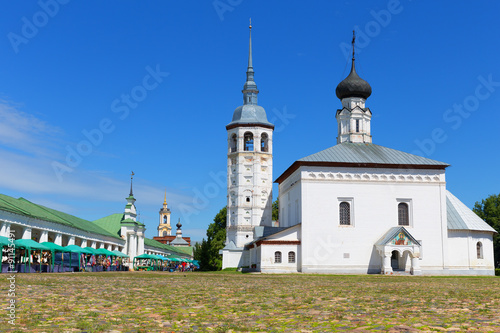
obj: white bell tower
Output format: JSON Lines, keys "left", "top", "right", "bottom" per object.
{"left": 222, "top": 21, "right": 274, "bottom": 268}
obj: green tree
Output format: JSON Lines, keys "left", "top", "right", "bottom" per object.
{"left": 194, "top": 207, "right": 227, "bottom": 271}
{"left": 272, "top": 199, "right": 279, "bottom": 222}
{"left": 473, "top": 193, "right": 500, "bottom": 267}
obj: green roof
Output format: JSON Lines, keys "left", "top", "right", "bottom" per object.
{"left": 144, "top": 238, "right": 193, "bottom": 257}
{"left": 93, "top": 213, "right": 123, "bottom": 237}
{"left": 0, "top": 194, "right": 121, "bottom": 240}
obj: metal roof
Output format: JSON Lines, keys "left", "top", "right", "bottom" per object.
{"left": 298, "top": 143, "right": 449, "bottom": 166}
{"left": 0, "top": 194, "right": 121, "bottom": 240}
{"left": 446, "top": 191, "right": 496, "bottom": 232}
{"left": 227, "top": 104, "right": 273, "bottom": 128}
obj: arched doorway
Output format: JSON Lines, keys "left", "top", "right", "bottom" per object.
{"left": 391, "top": 250, "right": 399, "bottom": 270}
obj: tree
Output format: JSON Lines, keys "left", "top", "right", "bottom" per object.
{"left": 193, "top": 207, "right": 227, "bottom": 271}
{"left": 272, "top": 199, "right": 279, "bottom": 222}
{"left": 473, "top": 193, "right": 500, "bottom": 267}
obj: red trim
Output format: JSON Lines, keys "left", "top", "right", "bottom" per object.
{"left": 254, "top": 240, "right": 301, "bottom": 247}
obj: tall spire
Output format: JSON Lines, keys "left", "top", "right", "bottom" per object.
{"left": 163, "top": 189, "right": 167, "bottom": 206}
{"left": 243, "top": 19, "right": 259, "bottom": 106}
{"left": 129, "top": 171, "right": 135, "bottom": 197}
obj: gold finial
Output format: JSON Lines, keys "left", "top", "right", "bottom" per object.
{"left": 249, "top": 18, "right": 252, "bottom": 30}
{"left": 131, "top": 171, "right": 135, "bottom": 179}
{"left": 163, "top": 189, "right": 167, "bottom": 205}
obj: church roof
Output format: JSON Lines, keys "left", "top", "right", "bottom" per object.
{"left": 0, "top": 194, "right": 121, "bottom": 240}
{"left": 143, "top": 238, "right": 193, "bottom": 256}
{"left": 299, "top": 143, "right": 448, "bottom": 165}
{"left": 276, "top": 143, "right": 449, "bottom": 184}
{"left": 170, "top": 236, "right": 189, "bottom": 246}
{"left": 446, "top": 191, "right": 497, "bottom": 233}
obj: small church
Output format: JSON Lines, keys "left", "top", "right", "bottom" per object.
{"left": 220, "top": 27, "right": 497, "bottom": 275}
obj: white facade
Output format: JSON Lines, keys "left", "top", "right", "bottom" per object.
{"left": 221, "top": 33, "right": 496, "bottom": 275}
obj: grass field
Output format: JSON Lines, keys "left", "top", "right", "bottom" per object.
{"left": 1, "top": 272, "right": 500, "bottom": 332}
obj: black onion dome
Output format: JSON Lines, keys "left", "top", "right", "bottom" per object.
{"left": 335, "top": 61, "right": 372, "bottom": 100}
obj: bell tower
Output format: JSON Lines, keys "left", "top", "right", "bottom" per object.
{"left": 222, "top": 21, "right": 274, "bottom": 269}
{"left": 157, "top": 191, "right": 172, "bottom": 237}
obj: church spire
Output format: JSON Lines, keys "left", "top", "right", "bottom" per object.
{"left": 129, "top": 171, "right": 135, "bottom": 197}
{"left": 163, "top": 189, "right": 167, "bottom": 206}
{"left": 242, "top": 19, "right": 259, "bottom": 106}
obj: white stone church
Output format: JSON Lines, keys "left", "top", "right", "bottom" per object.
{"left": 220, "top": 28, "right": 496, "bottom": 275}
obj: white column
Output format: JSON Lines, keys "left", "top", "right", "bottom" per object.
{"left": 129, "top": 234, "right": 137, "bottom": 260}
{"left": 382, "top": 251, "right": 393, "bottom": 275}
{"left": 99, "top": 242, "right": 105, "bottom": 249}
{"left": 67, "top": 236, "right": 75, "bottom": 245}
{"left": 39, "top": 230, "right": 49, "bottom": 243}
{"left": 22, "top": 227, "right": 32, "bottom": 240}
{"left": 107, "top": 244, "right": 112, "bottom": 251}
{"left": 54, "top": 233, "right": 62, "bottom": 246}
{"left": 90, "top": 241, "right": 97, "bottom": 248}
{"left": 81, "top": 239, "right": 87, "bottom": 248}
{"left": 137, "top": 232, "right": 144, "bottom": 256}
{"left": 411, "top": 256, "right": 421, "bottom": 275}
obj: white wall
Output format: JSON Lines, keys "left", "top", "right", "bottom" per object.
{"left": 292, "top": 166, "right": 448, "bottom": 274}
{"left": 447, "top": 230, "right": 495, "bottom": 275}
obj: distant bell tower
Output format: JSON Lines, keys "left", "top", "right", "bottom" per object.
{"left": 335, "top": 31, "right": 373, "bottom": 144}
{"left": 224, "top": 20, "right": 274, "bottom": 260}
{"left": 157, "top": 191, "right": 172, "bottom": 237}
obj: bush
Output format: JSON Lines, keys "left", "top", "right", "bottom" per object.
{"left": 496, "top": 268, "right": 500, "bottom": 276}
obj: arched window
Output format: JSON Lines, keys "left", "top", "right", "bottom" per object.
{"left": 339, "top": 202, "right": 351, "bottom": 225}
{"left": 261, "top": 133, "right": 269, "bottom": 152}
{"left": 163, "top": 215, "right": 167, "bottom": 223}
{"left": 244, "top": 132, "right": 254, "bottom": 151}
{"left": 230, "top": 134, "right": 237, "bottom": 152}
{"left": 288, "top": 251, "right": 295, "bottom": 263}
{"left": 162, "top": 231, "right": 168, "bottom": 237}
{"left": 274, "top": 251, "right": 282, "bottom": 263}
{"left": 398, "top": 203, "right": 409, "bottom": 226}
{"left": 477, "top": 242, "right": 483, "bottom": 259}
{"left": 356, "top": 119, "right": 360, "bottom": 133}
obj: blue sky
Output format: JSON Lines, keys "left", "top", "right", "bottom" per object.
{"left": 0, "top": 1, "right": 499, "bottom": 241}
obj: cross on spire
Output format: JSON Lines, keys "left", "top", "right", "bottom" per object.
{"left": 129, "top": 171, "right": 135, "bottom": 197}
{"left": 352, "top": 29, "right": 356, "bottom": 61}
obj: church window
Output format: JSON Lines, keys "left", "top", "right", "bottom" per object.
{"left": 398, "top": 203, "right": 409, "bottom": 226}
{"left": 230, "top": 134, "right": 237, "bottom": 152}
{"left": 275, "top": 251, "right": 282, "bottom": 263}
{"left": 339, "top": 202, "right": 351, "bottom": 225}
{"left": 246, "top": 197, "right": 251, "bottom": 203}
{"left": 477, "top": 242, "right": 483, "bottom": 259}
{"left": 261, "top": 133, "right": 269, "bottom": 152}
{"left": 162, "top": 231, "right": 167, "bottom": 237}
{"left": 244, "top": 132, "right": 254, "bottom": 151}
{"left": 356, "top": 119, "right": 360, "bottom": 133}
{"left": 288, "top": 251, "right": 295, "bottom": 263}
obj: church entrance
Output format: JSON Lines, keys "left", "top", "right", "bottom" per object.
{"left": 390, "top": 250, "right": 399, "bottom": 270}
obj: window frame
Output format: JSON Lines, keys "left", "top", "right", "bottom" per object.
{"left": 274, "top": 251, "right": 282, "bottom": 264}
{"left": 477, "top": 242, "right": 483, "bottom": 259}
{"left": 338, "top": 197, "right": 354, "bottom": 227}
{"left": 396, "top": 199, "right": 413, "bottom": 227}
{"left": 288, "top": 251, "right": 295, "bottom": 264}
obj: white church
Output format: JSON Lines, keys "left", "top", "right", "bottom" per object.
{"left": 220, "top": 27, "right": 497, "bottom": 275}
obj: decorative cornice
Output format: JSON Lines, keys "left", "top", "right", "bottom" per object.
{"left": 275, "top": 161, "right": 447, "bottom": 184}
{"left": 303, "top": 171, "right": 444, "bottom": 183}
